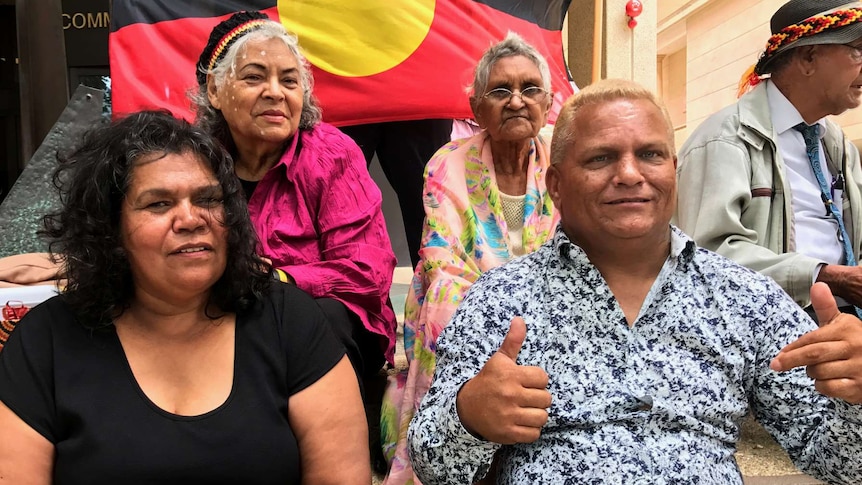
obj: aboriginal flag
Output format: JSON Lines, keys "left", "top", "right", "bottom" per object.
{"left": 110, "top": 1, "right": 574, "bottom": 126}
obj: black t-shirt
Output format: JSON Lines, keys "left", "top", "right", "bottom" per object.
{"left": 240, "top": 178, "right": 259, "bottom": 202}
{"left": 0, "top": 282, "right": 344, "bottom": 484}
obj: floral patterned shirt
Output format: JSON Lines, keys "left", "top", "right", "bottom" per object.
{"left": 408, "top": 225, "right": 862, "bottom": 485}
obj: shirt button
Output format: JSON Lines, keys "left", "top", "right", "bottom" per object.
{"left": 637, "top": 395, "right": 653, "bottom": 411}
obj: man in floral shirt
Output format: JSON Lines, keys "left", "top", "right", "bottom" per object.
{"left": 407, "top": 79, "right": 862, "bottom": 484}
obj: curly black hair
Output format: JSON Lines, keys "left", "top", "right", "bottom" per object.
{"left": 41, "top": 110, "right": 271, "bottom": 328}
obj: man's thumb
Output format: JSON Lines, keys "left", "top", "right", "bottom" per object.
{"left": 498, "top": 316, "right": 527, "bottom": 361}
{"left": 811, "top": 281, "right": 840, "bottom": 326}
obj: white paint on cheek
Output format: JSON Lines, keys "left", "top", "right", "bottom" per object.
{"left": 260, "top": 51, "right": 266, "bottom": 56}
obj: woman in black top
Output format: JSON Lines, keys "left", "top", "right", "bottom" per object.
{"left": 0, "top": 111, "right": 370, "bottom": 484}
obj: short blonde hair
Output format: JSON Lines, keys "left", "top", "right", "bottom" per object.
{"left": 550, "top": 79, "right": 674, "bottom": 165}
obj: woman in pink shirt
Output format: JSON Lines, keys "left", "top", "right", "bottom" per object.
{"left": 191, "top": 11, "right": 397, "bottom": 387}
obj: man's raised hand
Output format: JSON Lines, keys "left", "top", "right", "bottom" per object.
{"left": 456, "top": 317, "right": 552, "bottom": 444}
{"left": 770, "top": 282, "right": 862, "bottom": 403}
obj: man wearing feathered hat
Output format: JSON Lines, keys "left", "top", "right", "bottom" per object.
{"left": 677, "top": 0, "right": 862, "bottom": 318}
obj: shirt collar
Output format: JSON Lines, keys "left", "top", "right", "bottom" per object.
{"left": 554, "top": 224, "right": 696, "bottom": 267}
{"left": 766, "top": 80, "right": 827, "bottom": 137}
{"left": 272, "top": 128, "right": 303, "bottom": 170}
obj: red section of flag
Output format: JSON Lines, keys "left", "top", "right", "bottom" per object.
{"left": 109, "top": 2, "right": 573, "bottom": 125}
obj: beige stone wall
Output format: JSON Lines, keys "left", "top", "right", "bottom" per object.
{"left": 659, "top": 47, "right": 687, "bottom": 149}
{"left": 834, "top": 97, "right": 862, "bottom": 145}
{"left": 565, "top": 0, "right": 657, "bottom": 91}
{"left": 658, "top": 0, "right": 693, "bottom": 22}
{"left": 684, "top": 1, "right": 780, "bottom": 131}
{"left": 656, "top": 0, "right": 862, "bottom": 148}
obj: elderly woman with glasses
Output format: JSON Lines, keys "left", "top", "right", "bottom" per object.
{"left": 380, "top": 32, "right": 560, "bottom": 485}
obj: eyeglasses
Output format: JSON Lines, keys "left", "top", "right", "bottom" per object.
{"left": 482, "top": 86, "right": 548, "bottom": 105}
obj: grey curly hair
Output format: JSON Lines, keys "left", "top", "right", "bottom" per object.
{"left": 469, "top": 32, "right": 552, "bottom": 107}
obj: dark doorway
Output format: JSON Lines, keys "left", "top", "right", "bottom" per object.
{"left": 63, "top": 0, "right": 110, "bottom": 95}
{"left": 0, "top": 4, "right": 21, "bottom": 204}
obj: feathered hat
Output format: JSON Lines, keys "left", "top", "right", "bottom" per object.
{"left": 738, "top": 0, "right": 862, "bottom": 97}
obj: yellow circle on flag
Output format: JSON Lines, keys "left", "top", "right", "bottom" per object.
{"left": 278, "top": 0, "right": 436, "bottom": 77}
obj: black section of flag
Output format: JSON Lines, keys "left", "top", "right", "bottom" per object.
{"left": 111, "top": 0, "right": 276, "bottom": 31}
{"left": 471, "top": 0, "right": 571, "bottom": 30}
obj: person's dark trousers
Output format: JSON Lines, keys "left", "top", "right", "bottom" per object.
{"left": 314, "top": 297, "right": 385, "bottom": 393}
{"left": 315, "top": 297, "right": 388, "bottom": 472}
{"left": 340, "top": 119, "right": 454, "bottom": 268}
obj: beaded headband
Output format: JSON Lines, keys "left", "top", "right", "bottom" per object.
{"left": 206, "top": 19, "right": 270, "bottom": 74}
{"left": 762, "top": 8, "right": 862, "bottom": 60}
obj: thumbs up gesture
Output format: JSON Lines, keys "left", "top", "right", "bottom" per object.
{"left": 770, "top": 282, "right": 862, "bottom": 403}
{"left": 455, "top": 317, "right": 552, "bottom": 444}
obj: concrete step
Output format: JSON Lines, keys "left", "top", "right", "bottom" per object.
{"left": 743, "top": 476, "right": 823, "bottom": 485}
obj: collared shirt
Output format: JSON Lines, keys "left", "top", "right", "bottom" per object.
{"left": 408, "top": 225, "right": 862, "bottom": 485}
{"left": 766, "top": 81, "right": 844, "bottom": 268}
{"left": 247, "top": 122, "right": 398, "bottom": 361}
{"left": 383, "top": 131, "right": 559, "bottom": 484}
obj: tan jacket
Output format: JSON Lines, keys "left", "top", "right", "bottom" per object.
{"left": 675, "top": 82, "right": 862, "bottom": 307}
{"left": 0, "top": 253, "right": 61, "bottom": 288}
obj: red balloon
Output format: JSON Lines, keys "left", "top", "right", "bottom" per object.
{"left": 626, "top": 0, "right": 643, "bottom": 17}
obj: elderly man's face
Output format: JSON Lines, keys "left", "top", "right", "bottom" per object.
{"left": 547, "top": 98, "right": 677, "bottom": 249}
{"left": 809, "top": 40, "right": 862, "bottom": 116}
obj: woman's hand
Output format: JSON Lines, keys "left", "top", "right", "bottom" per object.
{"left": 260, "top": 255, "right": 295, "bottom": 284}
